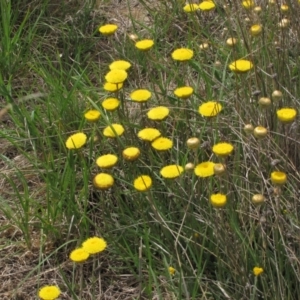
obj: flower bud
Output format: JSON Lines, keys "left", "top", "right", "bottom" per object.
{"left": 258, "top": 97, "right": 271, "bottom": 108}
{"left": 185, "top": 163, "right": 195, "bottom": 172}
{"left": 213, "top": 163, "right": 226, "bottom": 176}
{"left": 244, "top": 124, "right": 254, "bottom": 135}
{"left": 186, "top": 137, "right": 200, "bottom": 150}
{"left": 252, "top": 194, "right": 265, "bottom": 205}
{"left": 272, "top": 90, "right": 283, "bottom": 102}
{"left": 253, "top": 126, "right": 268, "bottom": 139}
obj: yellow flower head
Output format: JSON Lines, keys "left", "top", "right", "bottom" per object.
{"left": 69, "top": 248, "right": 90, "bottom": 263}
{"left": 250, "top": 24, "right": 262, "bottom": 36}
{"left": 109, "top": 60, "right": 131, "bottom": 71}
{"left": 130, "top": 89, "right": 152, "bottom": 102}
{"left": 171, "top": 48, "right": 194, "bottom": 61}
{"left": 229, "top": 59, "right": 253, "bottom": 73}
{"left": 160, "top": 165, "right": 184, "bottom": 179}
{"left": 242, "top": 0, "right": 254, "bottom": 9}
{"left": 38, "top": 285, "right": 61, "bottom": 300}
{"left": 253, "top": 267, "right": 264, "bottom": 276}
{"left": 198, "top": 101, "right": 222, "bottom": 117}
{"left": 135, "top": 39, "right": 154, "bottom": 51}
{"left": 174, "top": 86, "right": 194, "bottom": 99}
{"left": 99, "top": 24, "right": 118, "bottom": 36}
{"left": 199, "top": 1, "right": 216, "bottom": 11}
{"left": 183, "top": 3, "right": 199, "bottom": 12}
{"left": 210, "top": 193, "right": 227, "bottom": 208}
{"left": 96, "top": 154, "right": 118, "bottom": 169}
{"left": 138, "top": 128, "right": 161, "bottom": 142}
{"left": 102, "top": 98, "right": 120, "bottom": 111}
{"left": 84, "top": 110, "right": 101, "bottom": 122}
{"left": 270, "top": 171, "right": 287, "bottom": 185}
{"left": 65, "top": 132, "right": 87, "bottom": 149}
{"left": 105, "top": 69, "right": 128, "bottom": 84}
{"left": 82, "top": 237, "right": 107, "bottom": 254}
{"left": 276, "top": 108, "right": 297, "bottom": 123}
{"left": 103, "top": 123, "right": 124, "bottom": 137}
{"left": 103, "top": 82, "right": 123, "bottom": 92}
{"left": 122, "top": 147, "right": 141, "bottom": 161}
{"left": 151, "top": 137, "right": 173, "bottom": 151}
{"left": 194, "top": 162, "right": 215, "bottom": 177}
{"left": 147, "top": 106, "right": 169, "bottom": 121}
{"left": 134, "top": 175, "right": 152, "bottom": 192}
{"left": 168, "top": 266, "right": 176, "bottom": 275}
{"left": 212, "top": 142, "right": 234, "bottom": 157}
{"left": 93, "top": 173, "right": 114, "bottom": 190}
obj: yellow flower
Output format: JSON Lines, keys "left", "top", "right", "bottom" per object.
{"left": 84, "top": 110, "right": 101, "bottom": 122}
{"left": 168, "top": 266, "right": 176, "bottom": 276}
{"left": 105, "top": 69, "right": 128, "bottom": 84}
{"left": 199, "top": 1, "right": 216, "bottom": 11}
{"left": 171, "top": 48, "right": 194, "bottom": 61}
{"left": 147, "top": 106, "right": 169, "bottom": 121}
{"left": 276, "top": 108, "right": 297, "bottom": 123}
{"left": 69, "top": 248, "right": 90, "bottom": 263}
{"left": 109, "top": 60, "right": 131, "bottom": 71}
{"left": 103, "top": 82, "right": 123, "bottom": 92}
{"left": 151, "top": 137, "right": 173, "bottom": 151}
{"left": 174, "top": 86, "right": 194, "bottom": 99}
{"left": 82, "top": 237, "right": 107, "bottom": 254}
{"left": 194, "top": 162, "right": 215, "bottom": 177}
{"left": 210, "top": 193, "right": 227, "bottom": 208}
{"left": 160, "top": 165, "right": 184, "bottom": 179}
{"left": 183, "top": 3, "right": 199, "bottom": 12}
{"left": 135, "top": 39, "right": 154, "bottom": 51}
{"left": 93, "top": 173, "right": 114, "bottom": 190}
{"left": 250, "top": 24, "right": 262, "bottom": 36}
{"left": 212, "top": 142, "right": 234, "bottom": 157}
{"left": 38, "top": 285, "right": 61, "bottom": 300}
{"left": 99, "top": 24, "right": 118, "bottom": 36}
{"left": 138, "top": 128, "right": 161, "bottom": 142}
{"left": 253, "top": 267, "right": 264, "bottom": 276}
{"left": 96, "top": 154, "right": 118, "bottom": 168}
{"left": 65, "top": 132, "right": 87, "bottom": 149}
{"left": 102, "top": 97, "right": 120, "bottom": 111}
{"left": 242, "top": 0, "right": 254, "bottom": 9}
{"left": 133, "top": 175, "right": 152, "bottom": 192}
{"left": 271, "top": 171, "right": 287, "bottom": 185}
{"left": 130, "top": 89, "right": 152, "bottom": 102}
{"left": 229, "top": 59, "right": 253, "bottom": 73}
{"left": 122, "top": 147, "right": 140, "bottom": 161}
{"left": 198, "top": 101, "right": 222, "bottom": 117}
{"left": 103, "top": 123, "right": 124, "bottom": 137}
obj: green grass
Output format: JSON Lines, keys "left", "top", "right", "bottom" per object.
{"left": 1, "top": 0, "right": 300, "bottom": 299}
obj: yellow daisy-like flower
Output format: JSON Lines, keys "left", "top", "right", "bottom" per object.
{"left": 160, "top": 165, "right": 184, "bottom": 179}
{"left": 122, "top": 147, "right": 140, "bottom": 161}
{"left": 133, "top": 175, "right": 152, "bottom": 192}
{"left": 199, "top": 1, "right": 216, "bottom": 11}
{"left": 242, "top": 0, "right": 254, "bottom": 9}
{"left": 229, "top": 59, "right": 253, "bottom": 73}
{"left": 168, "top": 266, "right": 176, "bottom": 276}
{"left": 276, "top": 108, "right": 297, "bottom": 123}
{"left": 174, "top": 86, "right": 194, "bottom": 99}
{"left": 69, "top": 248, "right": 90, "bottom": 263}
{"left": 109, "top": 60, "right": 131, "bottom": 71}
{"left": 135, "top": 39, "right": 154, "bottom": 51}
{"left": 130, "top": 89, "right": 152, "bottom": 103}
{"left": 171, "top": 48, "right": 194, "bottom": 61}
{"left": 82, "top": 237, "right": 107, "bottom": 254}
{"left": 183, "top": 3, "right": 199, "bottom": 12}
{"left": 105, "top": 69, "right": 128, "bottom": 84}
{"left": 93, "top": 173, "right": 114, "bottom": 190}
{"left": 96, "top": 154, "right": 118, "bottom": 169}
{"left": 147, "top": 106, "right": 169, "bottom": 121}
{"left": 212, "top": 142, "right": 234, "bottom": 157}
{"left": 198, "top": 101, "right": 222, "bottom": 117}
{"left": 151, "top": 137, "right": 173, "bottom": 151}
{"left": 138, "top": 128, "right": 161, "bottom": 142}
{"left": 250, "top": 24, "right": 262, "bottom": 36}
{"left": 99, "top": 24, "right": 118, "bottom": 36}
{"left": 103, "top": 82, "right": 123, "bottom": 92}
{"left": 270, "top": 171, "right": 287, "bottom": 185}
{"left": 65, "top": 132, "right": 87, "bottom": 150}
{"left": 253, "top": 267, "right": 264, "bottom": 276}
{"left": 210, "top": 193, "right": 227, "bottom": 208}
{"left": 102, "top": 98, "right": 120, "bottom": 111}
{"left": 194, "top": 162, "right": 215, "bottom": 177}
{"left": 84, "top": 110, "right": 101, "bottom": 122}
{"left": 38, "top": 285, "right": 61, "bottom": 300}
{"left": 103, "top": 123, "right": 124, "bottom": 137}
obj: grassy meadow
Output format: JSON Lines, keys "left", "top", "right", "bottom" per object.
{"left": 1, "top": 0, "right": 300, "bottom": 299}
